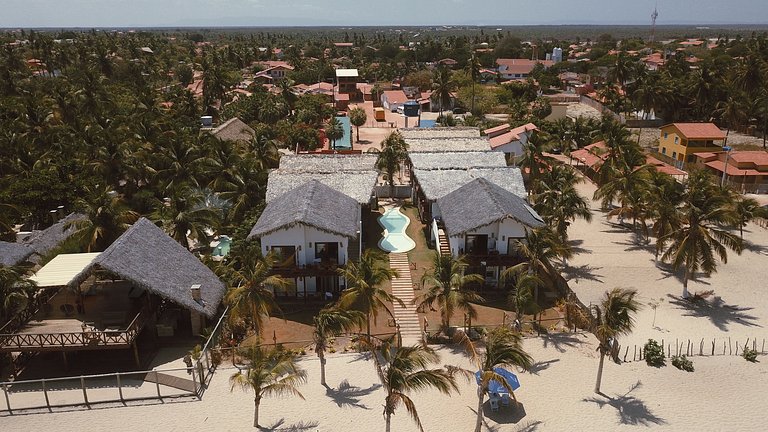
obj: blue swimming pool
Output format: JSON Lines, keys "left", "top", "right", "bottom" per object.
{"left": 212, "top": 235, "right": 231, "bottom": 257}
{"left": 334, "top": 116, "right": 352, "bottom": 149}
{"left": 419, "top": 119, "right": 436, "bottom": 128}
{"left": 378, "top": 207, "right": 416, "bottom": 253}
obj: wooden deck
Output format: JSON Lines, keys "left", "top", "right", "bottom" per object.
{"left": 0, "top": 311, "right": 147, "bottom": 353}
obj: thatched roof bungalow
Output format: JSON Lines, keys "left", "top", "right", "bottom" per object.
{"left": 408, "top": 151, "right": 506, "bottom": 171}
{"left": 208, "top": 117, "right": 254, "bottom": 143}
{"left": 73, "top": 218, "right": 225, "bottom": 318}
{"left": 400, "top": 127, "right": 480, "bottom": 140}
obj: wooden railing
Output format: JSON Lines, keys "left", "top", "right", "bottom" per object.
{"left": 0, "top": 308, "right": 148, "bottom": 352}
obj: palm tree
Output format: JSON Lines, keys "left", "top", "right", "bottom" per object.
{"left": 375, "top": 131, "right": 409, "bottom": 197}
{"left": 0, "top": 266, "right": 37, "bottom": 324}
{"left": 431, "top": 66, "right": 455, "bottom": 118}
{"left": 337, "top": 249, "right": 401, "bottom": 337}
{"left": 152, "top": 187, "right": 222, "bottom": 250}
{"left": 645, "top": 171, "right": 684, "bottom": 258}
{"left": 366, "top": 339, "right": 461, "bottom": 432}
{"left": 415, "top": 253, "right": 484, "bottom": 332}
{"left": 731, "top": 194, "right": 768, "bottom": 238}
{"left": 501, "top": 227, "right": 570, "bottom": 301}
{"left": 325, "top": 117, "right": 345, "bottom": 150}
{"left": 659, "top": 170, "right": 742, "bottom": 298}
{"left": 592, "top": 288, "right": 641, "bottom": 394}
{"left": 507, "top": 272, "right": 541, "bottom": 322}
{"left": 229, "top": 345, "right": 307, "bottom": 428}
{"left": 348, "top": 107, "right": 367, "bottom": 143}
{"left": 224, "top": 250, "right": 288, "bottom": 336}
{"left": 313, "top": 307, "right": 365, "bottom": 387}
{"left": 714, "top": 90, "right": 748, "bottom": 146}
{"left": 466, "top": 327, "right": 533, "bottom": 432}
{"left": 466, "top": 53, "right": 482, "bottom": 114}
{"left": 594, "top": 164, "right": 653, "bottom": 229}
{"left": 517, "top": 131, "right": 553, "bottom": 189}
{"left": 69, "top": 186, "right": 139, "bottom": 252}
{"left": 532, "top": 165, "right": 592, "bottom": 244}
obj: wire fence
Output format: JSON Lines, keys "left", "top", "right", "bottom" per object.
{"left": 621, "top": 336, "right": 767, "bottom": 363}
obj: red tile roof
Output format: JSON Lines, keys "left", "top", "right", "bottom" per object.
{"left": 488, "top": 123, "right": 538, "bottom": 149}
{"left": 483, "top": 123, "right": 511, "bottom": 136}
{"left": 383, "top": 90, "right": 409, "bottom": 105}
{"left": 570, "top": 141, "right": 608, "bottom": 169}
{"left": 705, "top": 160, "right": 762, "bottom": 176}
{"left": 645, "top": 155, "right": 687, "bottom": 177}
{"left": 667, "top": 123, "right": 726, "bottom": 139}
{"left": 729, "top": 151, "right": 768, "bottom": 167}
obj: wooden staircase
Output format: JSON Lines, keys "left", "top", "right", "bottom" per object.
{"left": 388, "top": 253, "right": 423, "bottom": 346}
{"left": 437, "top": 228, "right": 450, "bottom": 256}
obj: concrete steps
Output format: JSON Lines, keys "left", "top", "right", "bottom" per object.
{"left": 388, "top": 253, "right": 423, "bottom": 346}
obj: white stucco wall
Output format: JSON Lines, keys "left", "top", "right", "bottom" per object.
{"left": 448, "top": 217, "right": 529, "bottom": 256}
{"left": 260, "top": 225, "right": 349, "bottom": 266}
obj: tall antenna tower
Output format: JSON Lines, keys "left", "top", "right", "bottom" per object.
{"left": 650, "top": 3, "right": 659, "bottom": 43}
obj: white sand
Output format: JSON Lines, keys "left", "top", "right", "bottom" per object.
{"left": 567, "top": 180, "right": 768, "bottom": 352}
{"left": 3, "top": 337, "right": 767, "bottom": 431}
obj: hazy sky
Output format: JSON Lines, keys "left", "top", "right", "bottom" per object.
{"left": 2, "top": 0, "right": 767, "bottom": 28}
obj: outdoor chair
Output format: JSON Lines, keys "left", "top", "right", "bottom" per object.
{"left": 501, "top": 394, "right": 511, "bottom": 407}
{"left": 489, "top": 397, "right": 500, "bottom": 412}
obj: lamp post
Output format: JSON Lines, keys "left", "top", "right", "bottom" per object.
{"left": 721, "top": 145, "right": 732, "bottom": 188}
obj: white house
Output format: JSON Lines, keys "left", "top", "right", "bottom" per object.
{"left": 435, "top": 178, "right": 544, "bottom": 285}
{"left": 248, "top": 180, "right": 361, "bottom": 299}
{"left": 484, "top": 123, "right": 538, "bottom": 162}
{"left": 381, "top": 90, "right": 409, "bottom": 112}
{"left": 495, "top": 59, "right": 554, "bottom": 81}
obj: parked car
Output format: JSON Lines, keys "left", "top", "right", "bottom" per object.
{"left": 452, "top": 107, "right": 466, "bottom": 114}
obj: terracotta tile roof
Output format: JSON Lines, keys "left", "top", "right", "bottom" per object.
{"left": 668, "top": 123, "right": 726, "bottom": 139}
{"left": 488, "top": 123, "right": 537, "bottom": 149}
{"left": 705, "top": 160, "right": 762, "bottom": 176}
{"left": 483, "top": 124, "right": 511, "bottom": 137}
{"left": 383, "top": 90, "right": 409, "bottom": 105}
{"left": 729, "top": 151, "right": 768, "bottom": 167}
{"left": 570, "top": 141, "right": 607, "bottom": 169}
{"left": 694, "top": 152, "right": 719, "bottom": 161}
{"left": 645, "top": 155, "right": 687, "bottom": 177}
{"left": 496, "top": 58, "right": 554, "bottom": 75}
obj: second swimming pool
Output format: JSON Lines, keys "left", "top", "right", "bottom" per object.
{"left": 378, "top": 207, "right": 416, "bottom": 253}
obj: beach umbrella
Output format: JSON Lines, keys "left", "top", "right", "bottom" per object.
{"left": 475, "top": 367, "right": 521, "bottom": 395}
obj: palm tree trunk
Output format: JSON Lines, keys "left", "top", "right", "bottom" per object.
{"left": 682, "top": 271, "right": 690, "bottom": 298}
{"left": 319, "top": 350, "right": 327, "bottom": 387}
{"left": 471, "top": 80, "right": 476, "bottom": 114}
{"left": 366, "top": 313, "right": 371, "bottom": 338}
{"left": 474, "top": 386, "right": 485, "bottom": 432}
{"left": 385, "top": 412, "right": 392, "bottom": 432}
{"left": 254, "top": 397, "right": 261, "bottom": 428}
{"left": 594, "top": 352, "right": 605, "bottom": 393}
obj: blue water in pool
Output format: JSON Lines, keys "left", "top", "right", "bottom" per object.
{"left": 378, "top": 207, "right": 416, "bottom": 253}
{"left": 334, "top": 116, "right": 352, "bottom": 149}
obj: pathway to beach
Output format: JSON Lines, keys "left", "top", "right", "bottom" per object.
{"left": 389, "top": 252, "right": 423, "bottom": 346}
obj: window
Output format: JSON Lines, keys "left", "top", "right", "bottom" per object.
{"left": 271, "top": 246, "right": 296, "bottom": 268}
{"left": 314, "top": 242, "right": 339, "bottom": 265}
{"left": 675, "top": 137, "right": 679, "bottom": 144}
{"left": 672, "top": 151, "right": 677, "bottom": 159}
{"left": 661, "top": 147, "right": 667, "bottom": 154}
{"left": 465, "top": 235, "right": 488, "bottom": 255}
{"left": 664, "top": 132, "right": 668, "bottom": 139}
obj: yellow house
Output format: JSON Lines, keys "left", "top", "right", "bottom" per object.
{"left": 658, "top": 123, "right": 726, "bottom": 167}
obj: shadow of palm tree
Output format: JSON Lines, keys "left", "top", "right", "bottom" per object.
{"left": 743, "top": 240, "right": 768, "bottom": 255}
{"left": 561, "top": 264, "right": 604, "bottom": 284}
{"left": 542, "top": 333, "right": 586, "bottom": 353}
{"left": 666, "top": 294, "right": 761, "bottom": 331}
{"left": 529, "top": 358, "right": 560, "bottom": 375}
{"left": 325, "top": 379, "right": 381, "bottom": 409}
{"left": 582, "top": 381, "right": 665, "bottom": 426}
{"left": 655, "top": 262, "right": 711, "bottom": 286}
{"left": 262, "top": 419, "right": 320, "bottom": 432}
{"left": 611, "top": 239, "right": 656, "bottom": 253}
{"left": 468, "top": 401, "right": 529, "bottom": 430}
{"left": 568, "top": 239, "right": 592, "bottom": 255}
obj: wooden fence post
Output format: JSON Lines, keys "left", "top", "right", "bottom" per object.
{"left": 711, "top": 340, "right": 715, "bottom": 356}
{"left": 81, "top": 377, "right": 89, "bottom": 407}
{"left": 191, "top": 363, "right": 199, "bottom": 399}
{"left": 42, "top": 379, "right": 50, "bottom": 411}
{"left": 623, "top": 346, "right": 629, "bottom": 363}
{"left": 3, "top": 383, "right": 11, "bottom": 414}
{"left": 154, "top": 371, "right": 161, "bottom": 399}
{"left": 116, "top": 373, "right": 124, "bottom": 402}
{"left": 729, "top": 337, "right": 732, "bottom": 355}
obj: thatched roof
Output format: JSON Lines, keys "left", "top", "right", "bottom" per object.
{"left": 408, "top": 151, "right": 506, "bottom": 170}
{"left": 209, "top": 118, "right": 254, "bottom": 143}
{"left": 399, "top": 127, "right": 480, "bottom": 140}
{"left": 413, "top": 167, "right": 526, "bottom": 201}
{"left": 438, "top": 178, "right": 544, "bottom": 236}
{"left": 405, "top": 138, "right": 491, "bottom": 153}
{"left": 278, "top": 154, "right": 378, "bottom": 172}
{"left": 250, "top": 180, "right": 359, "bottom": 239}
{"left": 73, "top": 218, "right": 225, "bottom": 318}
{"left": 266, "top": 170, "right": 377, "bottom": 204}
{"left": 0, "top": 241, "right": 33, "bottom": 267}
{"left": 21, "top": 213, "right": 86, "bottom": 261}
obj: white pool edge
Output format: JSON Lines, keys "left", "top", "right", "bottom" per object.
{"left": 377, "top": 206, "right": 416, "bottom": 253}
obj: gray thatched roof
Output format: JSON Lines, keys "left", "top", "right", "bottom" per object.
{"left": 250, "top": 180, "right": 359, "bottom": 239}
{"left": 399, "top": 127, "right": 480, "bottom": 140}
{"left": 0, "top": 241, "right": 33, "bottom": 267}
{"left": 438, "top": 178, "right": 544, "bottom": 236}
{"left": 209, "top": 118, "right": 254, "bottom": 143}
{"left": 278, "top": 154, "right": 378, "bottom": 172}
{"left": 21, "top": 213, "right": 86, "bottom": 260}
{"left": 408, "top": 151, "right": 507, "bottom": 170}
{"left": 413, "top": 167, "right": 527, "bottom": 201}
{"left": 405, "top": 138, "right": 492, "bottom": 153}
{"left": 74, "top": 218, "right": 225, "bottom": 318}
{"left": 266, "top": 170, "right": 377, "bottom": 204}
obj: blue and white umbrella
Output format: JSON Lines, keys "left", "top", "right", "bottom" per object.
{"left": 475, "top": 367, "right": 521, "bottom": 396}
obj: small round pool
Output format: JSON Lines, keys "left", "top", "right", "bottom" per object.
{"left": 378, "top": 207, "right": 416, "bottom": 253}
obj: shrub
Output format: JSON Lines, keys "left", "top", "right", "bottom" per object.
{"left": 671, "top": 355, "right": 694, "bottom": 372}
{"left": 742, "top": 347, "right": 758, "bottom": 363}
{"left": 644, "top": 339, "right": 666, "bottom": 367}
